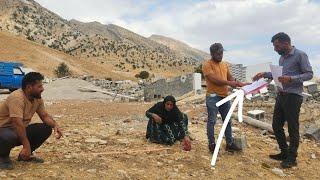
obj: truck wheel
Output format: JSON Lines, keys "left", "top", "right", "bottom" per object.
{"left": 9, "top": 89, "right": 17, "bottom": 92}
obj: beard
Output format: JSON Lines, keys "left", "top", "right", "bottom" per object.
{"left": 212, "top": 56, "right": 222, "bottom": 62}
{"left": 31, "top": 92, "right": 42, "bottom": 99}
{"left": 277, "top": 50, "right": 286, "bottom": 56}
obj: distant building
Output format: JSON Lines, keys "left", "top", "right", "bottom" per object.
{"left": 229, "top": 64, "right": 246, "bottom": 82}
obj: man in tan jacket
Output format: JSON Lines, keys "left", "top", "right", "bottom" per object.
{"left": 0, "top": 72, "right": 63, "bottom": 169}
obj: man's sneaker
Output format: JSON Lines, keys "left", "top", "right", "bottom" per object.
{"left": 269, "top": 152, "right": 288, "bottom": 161}
{"left": 17, "top": 155, "right": 44, "bottom": 163}
{"left": 209, "top": 143, "right": 216, "bottom": 153}
{"left": 0, "top": 156, "right": 14, "bottom": 170}
{"left": 225, "top": 142, "right": 241, "bottom": 152}
{"left": 281, "top": 158, "right": 297, "bottom": 169}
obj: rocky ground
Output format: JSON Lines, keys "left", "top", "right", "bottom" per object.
{"left": 0, "top": 98, "right": 319, "bottom": 179}
{"left": 0, "top": 79, "right": 319, "bottom": 179}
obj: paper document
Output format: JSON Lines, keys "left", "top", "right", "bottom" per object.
{"left": 270, "top": 65, "right": 283, "bottom": 89}
{"left": 241, "top": 79, "right": 268, "bottom": 95}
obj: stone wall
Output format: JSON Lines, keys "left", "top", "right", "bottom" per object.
{"left": 144, "top": 74, "right": 194, "bottom": 102}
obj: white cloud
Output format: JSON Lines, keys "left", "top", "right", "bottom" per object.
{"left": 35, "top": 0, "right": 152, "bottom": 24}
{"left": 310, "top": 54, "right": 320, "bottom": 76}
{"left": 35, "top": 0, "right": 320, "bottom": 46}
{"left": 224, "top": 44, "right": 277, "bottom": 65}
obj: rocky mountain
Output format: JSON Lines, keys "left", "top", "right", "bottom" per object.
{"left": 0, "top": 0, "right": 205, "bottom": 78}
{"left": 0, "top": 31, "right": 134, "bottom": 80}
{"left": 149, "top": 35, "right": 210, "bottom": 61}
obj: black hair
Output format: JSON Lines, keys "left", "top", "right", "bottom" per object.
{"left": 210, "top": 43, "right": 224, "bottom": 55}
{"left": 22, "top": 72, "right": 44, "bottom": 90}
{"left": 164, "top": 95, "right": 176, "bottom": 104}
{"left": 271, "top": 32, "right": 291, "bottom": 43}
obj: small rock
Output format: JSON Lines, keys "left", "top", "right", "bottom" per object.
{"left": 0, "top": 172, "right": 7, "bottom": 178}
{"left": 261, "top": 163, "right": 271, "bottom": 169}
{"left": 86, "top": 169, "right": 97, "bottom": 173}
{"left": 271, "top": 168, "right": 286, "bottom": 177}
{"left": 311, "top": 153, "right": 317, "bottom": 159}
{"left": 85, "top": 138, "right": 100, "bottom": 143}
{"left": 261, "top": 130, "right": 268, "bottom": 136}
{"left": 313, "top": 144, "right": 318, "bottom": 147}
{"left": 9, "top": 173, "right": 18, "bottom": 178}
{"left": 117, "top": 170, "right": 130, "bottom": 179}
{"left": 99, "top": 140, "right": 107, "bottom": 145}
{"left": 85, "top": 138, "right": 106, "bottom": 145}
{"left": 123, "top": 118, "right": 132, "bottom": 123}
{"left": 233, "top": 135, "right": 247, "bottom": 150}
{"left": 64, "top": 155, "right": 72, "bottom": 159}
{"left": 116, "top": 130, "right": 122, "bottom": 136}
{"left": 304, "top": 124, "right": 320, "bottom": 142}
{"left": 168, "top": 172, "right": 178, "bottom": 178}
{"left": 64, "top": 132, "right": 72, "bottom": 137}
{"left": 232, "top": 127, "right": 240, "bottom": 132}
{"left": 54, "top": 115, "right": 63, "bottom": 119}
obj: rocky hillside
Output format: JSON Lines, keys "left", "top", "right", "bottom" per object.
{"left": 149, "top": 35, "right": 210, "bottom": 61}
{"left": 0, "top": 0, "right": 206, "bottom": 77}
{"left": 0, "top": 31, "right": 133, "bottom": 79}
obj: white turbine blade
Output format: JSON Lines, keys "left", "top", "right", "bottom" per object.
{"left": 211, "top": 95, "right": 240, "bottom": 166}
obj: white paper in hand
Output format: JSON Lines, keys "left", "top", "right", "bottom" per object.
{"left": 270, "top": 65, "right": 283, "bottom": 89}
{"left": 241, "top": 79, "right": 268, "bottom": 95}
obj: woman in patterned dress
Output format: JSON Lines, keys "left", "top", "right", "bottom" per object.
{"left": 145, "top": 96, "right": 191, "bottom": 150}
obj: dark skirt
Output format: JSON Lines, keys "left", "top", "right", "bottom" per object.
{"left": 146, "top": 113, "right": 188, "bottom": 145}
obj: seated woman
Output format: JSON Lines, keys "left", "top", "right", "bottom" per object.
{"left": 145, "top": 96, "right": 191, "bottom": 150}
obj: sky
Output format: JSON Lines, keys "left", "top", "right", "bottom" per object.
{"left": 35, "top": 0, "right": 320, "bottom": 76}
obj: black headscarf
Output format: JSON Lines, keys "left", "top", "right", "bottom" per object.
{"left": 146, "top": 95, "right": 183, "bottom": 123}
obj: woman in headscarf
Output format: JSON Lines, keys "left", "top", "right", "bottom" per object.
{"left": 145, "top": 96, "right": 191, "bottom": 150}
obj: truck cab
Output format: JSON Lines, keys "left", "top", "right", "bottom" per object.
{"left": 0, "top": 62, "right": 25, "bottom": 92}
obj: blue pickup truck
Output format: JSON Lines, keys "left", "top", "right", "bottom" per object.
{"left": 0, "top": 62, "right": 25, "bottom": 92}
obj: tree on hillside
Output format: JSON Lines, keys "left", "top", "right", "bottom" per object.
{"left": 54, "top": 62, "right": 72, "bottom": 78}
{"left": 194, "top": 64, "right": 203, "bottom": 78}
{"left": 136, "top": 71, "right": 149, "bottom": 79}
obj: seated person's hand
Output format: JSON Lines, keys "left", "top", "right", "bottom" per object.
{"left": 54, "top": 125, "right": 63, "bottom": 139}
{"left": 152, "top": 114, "right": 162, "bottom": 124}
{"left": 182, "top": 136, "right": 191, "bottom": 151}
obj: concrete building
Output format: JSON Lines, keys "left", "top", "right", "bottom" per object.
{"left": 229, "top": 64, "right": 246, "bottom": 82}
{"left": 229, "top": 62, "right": 272, "bottom": 83}
{"left": 144, "top": 73, "right": 201, "bottom": 102}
